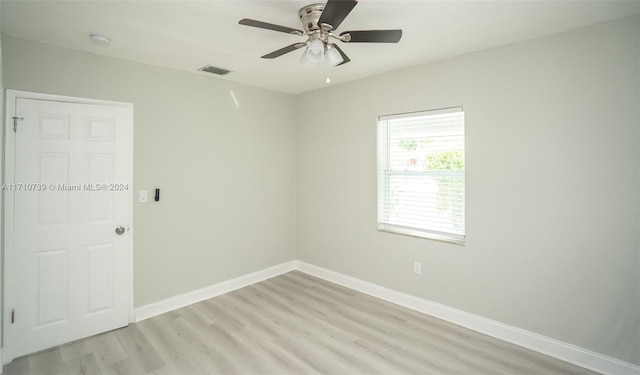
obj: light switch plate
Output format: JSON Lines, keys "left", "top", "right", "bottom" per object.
{"left": 139, "top": 190, "right": 148, "bottom": 203}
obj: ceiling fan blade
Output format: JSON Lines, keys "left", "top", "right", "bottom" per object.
{"left": 239, "top": 19, "right": 303, "bottom": 35}
{"left": 340, "top": 29, "right": 402, "bottom": 43}
{"left": 333, "top": 44, "right": 351, "bottom": 66}
{"left": 318, "top": 0, "right": 358, "bottom": 30}
{"left": 261, "top": 43, "right": 306, "bottom": 59}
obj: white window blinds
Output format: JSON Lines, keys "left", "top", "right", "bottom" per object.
{"left": 377, "top": 107, "right": 465, "bottom": 243}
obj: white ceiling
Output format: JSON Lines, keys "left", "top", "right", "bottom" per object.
{"left": 1, "top": 0, "right": 638, "bottom": 94}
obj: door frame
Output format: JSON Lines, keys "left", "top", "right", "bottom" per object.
{"left": 2, "top": 90, "right": 134, "bottom": 364}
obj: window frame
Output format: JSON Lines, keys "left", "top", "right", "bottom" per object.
{"left": 377, "top": 106, "right": 466, "bottom": 245}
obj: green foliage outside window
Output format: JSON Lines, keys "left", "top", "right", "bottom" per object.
{"left": 425, "top": 149, "right": 464, "bottom": 230}
{"left": 398, "top": 139, "right": 432, "bottom": 151}
{"left": 425, "top": 150, "right": 464, "bottom": 171}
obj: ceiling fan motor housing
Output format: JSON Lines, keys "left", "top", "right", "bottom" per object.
{"left": 299, "top": 4, "right": 325, "bottom": 33}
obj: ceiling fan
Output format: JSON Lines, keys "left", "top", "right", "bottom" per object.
{"left": 239, "top": 0, "right": 402, "bottom": 67}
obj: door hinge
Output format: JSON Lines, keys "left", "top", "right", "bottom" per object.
{"left": 11, "top": 309, "right": 15, "bottom": 324}
{"left": 12, "top": 116, "right": 24, "bottom": 132}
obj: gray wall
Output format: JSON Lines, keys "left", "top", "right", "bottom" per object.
{"left": 1, "top": 34, "right": 298, "bottom": 307}
{"left": 296, "top": 15, "right": 639, "bottom": 364}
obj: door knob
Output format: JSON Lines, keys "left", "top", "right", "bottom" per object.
{"left": 115, "top": 226, "right": 125, "bottom": 235}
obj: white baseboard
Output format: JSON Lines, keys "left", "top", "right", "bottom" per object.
{"left": 294, "top": 260, "right": 640, "bottom": 375}
{"left": 134, "top": 261, "right": 296, "bottom": 321}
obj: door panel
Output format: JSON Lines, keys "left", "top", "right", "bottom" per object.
{"left": 10, "top": 97, "right": 132, "bottom": 358}
{"left": 86, "top": 153, "right": 115, "bottom": 220}
{"left": 86, "top": 243, "right": 115, "bottom": 315}
{"left": 38, "top": 153, "right": 69, "bottom": 224}
{"left": 35, "top": 248, "right": 68, "bottom": 327}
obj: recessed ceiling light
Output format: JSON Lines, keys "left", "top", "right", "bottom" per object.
{"left": 90, "top": 34, "right": 111, "bottom": 46}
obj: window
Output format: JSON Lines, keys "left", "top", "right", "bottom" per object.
{"left": 377, "top": 107, "right": 465, "bottom": 244}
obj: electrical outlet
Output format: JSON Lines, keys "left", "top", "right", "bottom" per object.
{"left": 413, "top": 261, "right": 422, "bottom": 275}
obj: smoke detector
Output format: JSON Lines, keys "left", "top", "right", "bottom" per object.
{"left": 90, "top": 34, "right": 111, "bottom": 46}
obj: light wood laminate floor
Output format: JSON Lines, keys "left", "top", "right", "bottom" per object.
{"left": 4, "top": 271, "right": 598, "bottom": 375}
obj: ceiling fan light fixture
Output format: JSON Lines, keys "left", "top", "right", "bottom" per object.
{"left": 306, "top": 38, "right": 325, "bottom": 63}
{"left": 325, "top": 44, "right": 344, "bottom": 66}
{"left": 299, "top": 47, "right": 315, "bottom": 67}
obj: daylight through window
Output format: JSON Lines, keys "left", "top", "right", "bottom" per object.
{"left": 377, "top": 107, "right": 465, "bottom": 243}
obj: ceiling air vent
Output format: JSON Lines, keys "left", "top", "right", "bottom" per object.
{"left": 198, "top": 65, "right": 232, "bottom": 76}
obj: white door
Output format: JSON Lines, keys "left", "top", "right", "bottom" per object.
{"left": 6, "top": 95, "right": 132, "bottom": 359}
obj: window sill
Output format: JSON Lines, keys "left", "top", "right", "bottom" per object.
{"left": 377, "top": 224, "right": 465, "bottom": 245}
